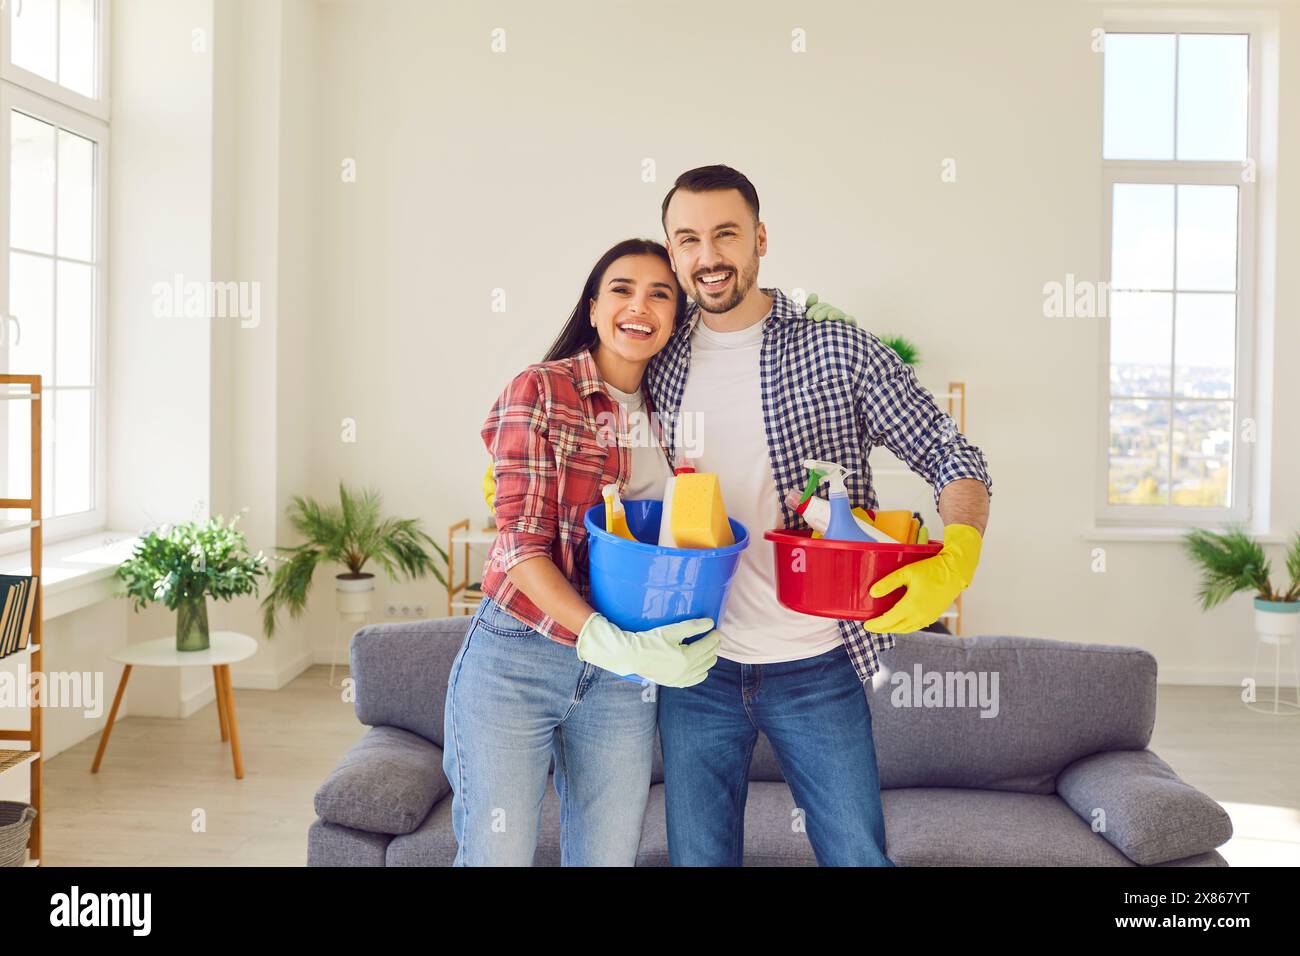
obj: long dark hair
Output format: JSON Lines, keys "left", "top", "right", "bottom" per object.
{"left": 542, "top": 238, "right": 687, "bottom": 362}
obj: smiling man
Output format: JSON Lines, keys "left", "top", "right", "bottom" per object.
{"left": 646, "top": 164, "right": 993, "bottom": 866}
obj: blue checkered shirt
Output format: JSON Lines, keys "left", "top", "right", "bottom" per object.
{"left": 644, "top": 287, "right": 992, "bottom": 684}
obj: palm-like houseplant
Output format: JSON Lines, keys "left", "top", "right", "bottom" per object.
{"left": 261, "top": 481, "right": 448, "bottom": 638}
{"left": 1183, "top": 523, "right": 1300, "bottom": 642}
{"left": 880, "top": 334, "right": 922, "bottom": 366}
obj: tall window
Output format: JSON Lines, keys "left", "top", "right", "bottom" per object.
{"left": 0, "top": 0, "right": 109, "bottom": 546}
{"left": 1101, "top": 31, "right": 1254, "bottom": 525}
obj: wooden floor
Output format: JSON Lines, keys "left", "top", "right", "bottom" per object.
{"left": 37, "top": 667, "right": 1300, "bottom": 866}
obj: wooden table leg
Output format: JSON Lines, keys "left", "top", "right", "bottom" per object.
{"left": 220, "top": 664, "right": 244, "bottom": 779}
{"left": 91, "top": 664, "right": 132, "bottom": 773}
{"left": 213, "top": 665, "right": 229, "bottom": 741}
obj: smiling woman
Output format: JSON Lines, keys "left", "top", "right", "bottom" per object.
{"left": 542, "top": 238, "right": 687, "bottom": 367}
{"left": 443, "top": 235, "right": 720, "bottom": 867}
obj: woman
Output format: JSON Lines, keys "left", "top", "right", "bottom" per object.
{"left": 442, "top": 238, "right": 717, "bottom": 867}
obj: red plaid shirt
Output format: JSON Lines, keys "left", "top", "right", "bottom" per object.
{"left": 480, "top": 348, "right": 671, "bottom": 643}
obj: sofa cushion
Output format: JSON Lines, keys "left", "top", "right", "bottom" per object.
{"left": 351, "top": 616, "right": 469, "bottom": 746}
{"left": 314, "top": 725, "right": 449, "bottom": 835}
{"left": 1055, "top": 749, "right": 1234, "bottom": 865}
{"left": 378, "top": 779, "right": 1230, "bottom": 867}
{"left": 307, "top": 818, "right": 391, "bottom": 866}
{"left": 883, "top": 787, "right": 1141, "bottom": 865}
{"left": 870, "top": 633, "right": 1157, "bottom": 793}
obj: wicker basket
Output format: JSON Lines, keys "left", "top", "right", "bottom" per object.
{"left": 0, "top": 801, "right": 36, "bottom": 866}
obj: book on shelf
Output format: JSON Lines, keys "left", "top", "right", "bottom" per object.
{"left": 0, "top": 574, "right": 38, "bottom": 659}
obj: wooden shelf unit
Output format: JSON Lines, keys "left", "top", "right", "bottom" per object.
{"left": 446, "top": 519, "right": 497, "bottom": 616}
{"left": 0, "top": 374, "right": 44, "bottom": 866}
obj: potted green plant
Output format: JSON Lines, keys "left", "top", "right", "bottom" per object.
{"left": 116, "top": 512, "right": 270, "bottom": 652}
{"left": 880, "top": 334, "right": 922, "bottom": 366}
{"left": 260, "top": 481, "right": 448, "bottom": 638}
{"left": 1183, "top": 524, "right": 1300, "bottom": 643}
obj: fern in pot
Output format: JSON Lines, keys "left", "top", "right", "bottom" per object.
{"left": 116, "top": 512, "right": 269, "bottom": 652}
{"left": 261, "top": 481, "right": 448, "bottom": 637}
{"left": 1183, "top": 524, "right": 1300, "bottom": 643}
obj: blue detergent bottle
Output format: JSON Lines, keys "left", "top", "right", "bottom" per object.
{"left": 803, "top": 459, "right": 875, "bottom": 543}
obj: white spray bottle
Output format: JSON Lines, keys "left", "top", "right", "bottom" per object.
{"left": 797, "top": 459, "right": 896, "bottom": 544}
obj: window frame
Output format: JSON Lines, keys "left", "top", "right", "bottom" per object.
{"left": 0, "top": 0, "right": 112, "bottom": 122}
{"left": 1096, "top": 23, "right": 1262, "bottom": 529}
{"left": 0, "top": 78, "right": 110, "bottom": 552}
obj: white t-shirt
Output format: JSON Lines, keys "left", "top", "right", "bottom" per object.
{"left": 677, "top": 315, "right": 844, "bottom": 663}
{"left": 603, "top": 381, "right": 673, "bottom": 502}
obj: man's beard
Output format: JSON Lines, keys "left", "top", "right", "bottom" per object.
{"left": 694, "top": 254, "right": 759, "bottom": 314}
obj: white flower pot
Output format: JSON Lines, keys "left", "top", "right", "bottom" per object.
{"left": 336, "top": 573, "right": 375, "bottom": 618}
{"left": 1254, "top": 598, "right": 1300, "bottom": 645}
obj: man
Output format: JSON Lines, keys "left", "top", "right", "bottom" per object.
{"left": 648, "top": 164, "right": 992, "bottom": 866}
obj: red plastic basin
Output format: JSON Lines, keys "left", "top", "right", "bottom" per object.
{"left": 764, "top": 529, "right": 943, "bottom": 621}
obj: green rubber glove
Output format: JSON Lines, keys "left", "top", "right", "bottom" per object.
{"left": 805, "top": 292, "right": 857, "bottom": 326}
{"left": 576, "top": 612, "right": 720, "bottom": 687}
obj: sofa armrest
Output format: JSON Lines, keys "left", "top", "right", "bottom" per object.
{"left": 1056, "top": 749, "right": 1232, "bottom": 865}
{"left": 351, "top": 617, "right": 470, "bottom": 747}
{"left": 314, "top": 725, "right": 451, "bottom": 835}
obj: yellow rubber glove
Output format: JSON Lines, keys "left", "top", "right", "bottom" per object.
{"left": 483, "top": 460, "right": 496, "bottom": 515}
{"left": 860, "top": 524, "right": 983, "bottom": 633}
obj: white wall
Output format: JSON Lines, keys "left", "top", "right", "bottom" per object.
{"left": 304, "top": 0, "right": 1300, "bottom": 682}
{"left": 108, "top": 0, "right": 214, "bottom": 534}
{"left": 95, "top": 0, "right": 318, "bottom": 734}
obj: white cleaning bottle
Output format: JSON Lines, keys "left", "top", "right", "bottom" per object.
{"left": 784, "top": 489, "right": 898, "bottom": 543}
{"left": 657, "top": 462, "right": 696, "bottom": 547}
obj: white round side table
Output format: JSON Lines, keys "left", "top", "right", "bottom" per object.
{"left": 91, "top": 631, "right": 259, "bottom": 779}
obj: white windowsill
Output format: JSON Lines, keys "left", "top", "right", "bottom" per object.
{"left": 0, "top": 529, "right": 140, "bottom": 620}
{"left": 1083, "top": 526, "right": 1289, "bottom": 544}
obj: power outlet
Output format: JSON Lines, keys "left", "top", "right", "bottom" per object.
{"left": 385, "top": 603, "right": 429, "bottom": 619}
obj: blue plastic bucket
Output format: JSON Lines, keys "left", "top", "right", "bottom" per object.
{"left": 583, "top": 500, "right": 749, "bottom": 684}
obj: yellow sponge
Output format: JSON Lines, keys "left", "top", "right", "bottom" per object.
{"left": 670, "top": 473, "right": 734, "bottom": 548}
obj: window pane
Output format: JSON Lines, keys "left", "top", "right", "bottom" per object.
{"left": 1173, "top": 401, "right": 1232, "bottom": 507}
{"left": 8, "top": 252, "right": 53, "bottom": 382}
{"left": 10, "top": 0, "right": 57, "bottom": 83}
{"left": 1110, "top": 291, "right": 1172, "bottom": 396}
{"left": 1104, "top": 33, "right": 1176, "bottom": 160}
{"left": 1176, "top": 185, "right": 1238, "bottom": 291}
{"left": 1, "top": 385, "right": 52, "bottom": 507}
{"left": 1174, "top": 293, "right": 1235, "bottom": 398}
{"left": 1176, "top": 34, "right": 1248, "bottom": 161}
{"left": 53, "top": 389, "right": 92, "bottom": 513}
{"left": 42, "top": 381, "right": 53, "bottom": 513}
{"left": 59, "top": 0, "right": 98, "bottom": 99}
{"left": 7, "top": 397, "right": 32, "bottom": 500}
{"left": 56, "top": 260, "right": 93, "bottom": 385}
{"left": 57, "top": 129, "right": 95, "bottom": 261}
{"left": 1111, "top": 183, "right": 1174, "bottom": 290}
{"left": 10, "top": 111, "right": 56, "bottom": 255}
{"left": 1109, "top": 399, "right": 1170, "bottom": 504}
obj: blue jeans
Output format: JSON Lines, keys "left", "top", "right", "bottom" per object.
{"left": 659, "top": 643, "right": 894, "bottom": 866}
{"left": 442, "top": 596, "right": 657, "bottom": 866}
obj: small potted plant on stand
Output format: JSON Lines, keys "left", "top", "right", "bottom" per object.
{"left": 116, "top": 512, "right": 270, "bottom": 652}
{"left": 1183, "top": 524, "right": 1300, "bottom": 716}
{"left": 261, "top": 481, "right": 448, "bottom": 686}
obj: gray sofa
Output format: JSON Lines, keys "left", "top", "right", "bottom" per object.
{"left": 307, "top": 616, "right": 1232, "bottom": 866}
